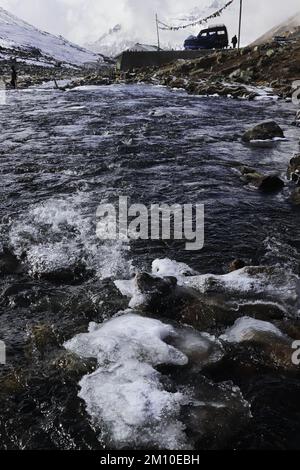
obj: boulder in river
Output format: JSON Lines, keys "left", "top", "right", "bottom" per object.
{"left": 220, "top": 317, "right": 296, "bottom": 372}
{"left": 131, "top": 267, "right": 291, "bottom": 332}
{"left": 258, "top": 175, "right": 285, "bottom": 193}
{"left": 241, "top": 170, "right": 284, "bottom": 193}
{"left": 287, "top": 153, "right": 300, "bottom": 184}
{"left": 242, "top": 121, "right": 284, "bottom": 142}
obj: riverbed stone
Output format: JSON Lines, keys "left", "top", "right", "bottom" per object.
{"left": 258, "top": 175, "right": 285, "bottom": 193}
{"left": 287, "top": 153, "right": 300, "bottom": 184}
{"left": 242, "top": 121, "right": 285, "bottom": 142}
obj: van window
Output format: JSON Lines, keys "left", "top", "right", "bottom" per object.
{"left": 217, "top": 31, "right": 225, "bottom": 35}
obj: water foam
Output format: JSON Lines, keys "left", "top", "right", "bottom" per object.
{"left": 9, "top": 194, "right": 130, "bottom": 280}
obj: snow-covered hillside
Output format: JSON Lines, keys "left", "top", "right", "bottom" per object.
{"left": 0, "top": 7, "right": 102, "bottom": 67}
{"left": 251, "top": 11, "right": 300, "bottom": 45}
{"left": 85, "top": 24, "right": 139, "bottom": 57}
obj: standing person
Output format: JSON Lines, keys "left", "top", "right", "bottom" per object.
{"left": 10, "top": 58, "right": 17, "bottom": 89}
{"left": 231, "top": 35, "right": 238, "bottom": 49}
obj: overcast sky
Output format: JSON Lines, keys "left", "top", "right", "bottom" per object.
{"left": 0, "top": 0, "right": 299, "bottom": 46}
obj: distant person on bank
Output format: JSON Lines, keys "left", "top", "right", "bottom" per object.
{"left": 11, "top": 59, "right": 17, "bottom": 89}
{"left": 231, "top": 35, "right": 238, "bottom": 49}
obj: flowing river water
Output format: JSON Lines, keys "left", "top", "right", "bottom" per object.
{"left": 0, "top": 83, "right": 299, "bottom": 450}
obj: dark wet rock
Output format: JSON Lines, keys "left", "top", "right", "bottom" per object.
{"left": 257, "top": 175, "right": 285, "bottom": 193}
{"left": 135, "top": 273, "right": 235, "bottom": 330}
{"left": 229, "top": 259, "right": 246, "bottom": 272}
{"left": 181, "top": 376, "right": 251, "bottom": 450}
{"left": 277, "top": 320, "right": 300, "bottom": 340}
{"left": 236, "top": 302, "right": 285, "bottom": 321}
{"left": 1, "top": 282, "right": 50, "bottom": 308}
{"left": 135, "top": 273, "right": 270, "bottom": 332}
{"left": 214, "top": 338, "right": 296, "bottom": 377}
{"left": 241, "top": 169, "right": 284, "bottom": 193}
{"left": 242, "top": 121, "right": 284, "bottom": 142}
{"left": 135, "top": 273, "right": 178, "bottom": 315}
{"left": 136, "top": 272, "right": 177, "bottom": 294}
{"left": 51, "top": 351, "right": 95, "bottom": 377}
{"left": 26, "top": 324, "right": 60, "bottom": 359}
{"left": 133, "top": 265, "right": 295, "bottom": 332}
{"left": 0, "top": 371, "right": 25, "bottom": 397}
{"left": 287, "top": 153, "right": 300, "bottom": 184}
{"left": 39, "top": 263, "right": 91, "bottom": 285}
{"left": 219, "top": 319, "right": 296, "bottom": 372}
{"left": 0, "top": 249, "right": 23, "bottom": 275}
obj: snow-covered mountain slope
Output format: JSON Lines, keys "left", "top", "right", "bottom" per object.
{"left": 251, "top": 11, "right": 300, "bottom": 46}
{"left": 85, "top": 24, "right": 138, "bottom": 57}
{"left": 85, "top": 24, "right": 171, "bottom": 57}
{"left": 0, "top": 7, "right": 102, "bottom": 66}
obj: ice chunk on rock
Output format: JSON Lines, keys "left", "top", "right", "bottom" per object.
{"left": 65, "top": 313, "right": 188, "bottom": 367}
{"left": 152, "top": 258, "right": 198, "bottom": 280}
{"left": 220, "top": 317, "right": 286, "bottom": 344}
{"left": 65, "top": 314, "right": 190, "bottom": 449}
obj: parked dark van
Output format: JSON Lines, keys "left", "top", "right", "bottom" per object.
{"left": 184, "top": 25, "right": 229, "bottom": 50}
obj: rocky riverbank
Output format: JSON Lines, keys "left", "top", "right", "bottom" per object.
{"left": 119, "top": 38, "right": 300, "bottom": 100}
{"left": 0, "top": 60, "right": 84, "bottom": 89}
{"left": 50, "top": 37, "right": 300, "bottom": 101}
{"left": 2, "top": 36, "right": 299, "bottom": 101}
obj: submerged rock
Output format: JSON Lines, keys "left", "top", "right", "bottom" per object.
{"left": 0, "top": 249, "right": 22, "bottom": 275}
{"left": 26, "top": 324, "right": 59, "bottom": 359}
{"left": 242, "top": 121, "right": 284, "bottom": 142}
